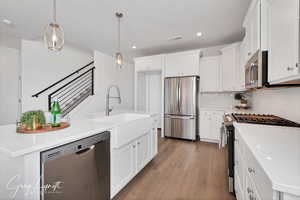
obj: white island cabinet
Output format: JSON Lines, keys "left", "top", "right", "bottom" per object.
{"left": 234, "top": 123, "right": 300, "bottom": 200}
{"left": 111, "top": 125, "right": 158, "bottom": 198}
{"left": 0, "top": 113, "right": 159, "bottom": 200}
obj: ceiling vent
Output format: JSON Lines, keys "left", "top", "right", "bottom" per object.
{"left": 167, "top": 35, "right": 183, "bottom": 41}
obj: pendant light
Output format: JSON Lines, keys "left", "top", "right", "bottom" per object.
{"left": 43, "top": 0, "right": 64, "bottom": 51}
{"left": 115, "top": 12, "right": 123, "bottom": 68}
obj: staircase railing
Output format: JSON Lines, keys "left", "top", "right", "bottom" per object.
{"left": 32, "top": 61, "right": 95, "bottom": 117}
{"left": 32, "top": 61, "right": 94, "bottom": 98}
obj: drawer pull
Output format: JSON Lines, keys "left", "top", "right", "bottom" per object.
{"left": 247, "top": 187, "right": 254, "bottom": 194}
{"left": 248, "top": 167, "right": 255, "bottom": 174}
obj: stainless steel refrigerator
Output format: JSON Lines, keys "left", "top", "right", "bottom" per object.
{"left": 164, "top": 76, "right": 199, "bottom": 141}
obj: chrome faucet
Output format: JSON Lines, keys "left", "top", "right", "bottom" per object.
{"left": 106, "top": 85, "right": 122, "bottom": 116}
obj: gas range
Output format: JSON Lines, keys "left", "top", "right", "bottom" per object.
{"left": 230, "top": 113, "right": 300, "bottom": 128}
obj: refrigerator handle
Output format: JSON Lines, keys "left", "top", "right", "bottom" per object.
{"left": 165, "top": 115, "right": 195, "bottom": 120}
{"left": 178, "top": 79, "right": 181, "bottom": 113}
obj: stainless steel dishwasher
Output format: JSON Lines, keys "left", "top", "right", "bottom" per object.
{"left": 40, "top": 131, "right": 110, "bottom": 200}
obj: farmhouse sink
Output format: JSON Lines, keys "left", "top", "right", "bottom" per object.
{"left": 91, "top": 113, "right": 154, "bottom": 148}
{"left": 92, "top": 113, "right": 149, "bottom": 124}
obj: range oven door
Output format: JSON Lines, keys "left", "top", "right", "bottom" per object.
{"left": 225, "top": 125, "right": 235, "bottom": 194}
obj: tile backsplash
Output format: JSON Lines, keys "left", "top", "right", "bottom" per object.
{"left": 251, "top": 87, "right": 300, "bottom": 123}
{"left": 200, "top": 93, "right": 234, "bottom": 109}
{"left": 199, "top": 87, "right": 300, "bottom": 123}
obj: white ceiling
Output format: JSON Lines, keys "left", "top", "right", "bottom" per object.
{"left": 0, "top": 0, "right": 251, "bottom": 59}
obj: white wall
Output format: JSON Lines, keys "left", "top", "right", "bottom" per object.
{"left": 251, "top": 88, "right": 300, "bottom": 123}
{"left": 21, "top": 39, "right": 93, "bottom": 112}
{"left": 135, "top": 71, "right": 162, "bottom": 113}
{"left": 71, "top": 51, "right": 134, "bottom": 115}
{"left": 146, "top": 72, "right": 162, "bottom": 113}
{"left": 0, "top": 46, "right": 20, "bottom": 125}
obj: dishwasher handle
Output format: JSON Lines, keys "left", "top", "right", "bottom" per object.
{"left": 76, "top": 145, "right": 96, "bottom": 155}
{"left": 41, "top": 131, "right": 110, "bottom": 163}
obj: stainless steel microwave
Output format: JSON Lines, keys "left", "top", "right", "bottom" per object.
{"left": 245, "top": 50, "right": 268, "bottom": 89}
{"left": 245, "top": 50, "right": 300, "bottom": 89}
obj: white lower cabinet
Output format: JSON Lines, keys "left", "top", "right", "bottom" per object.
{"left": 111, "top": 140, "right": 137, "bottom": 196}
{"left": 234, "top": 129, "right": 300, "bottom": 200}
{"left": 111, "top": 128, "right": 158, "bottom": 198}
{"left": 136, "top": 133, "right": 151, "bottom": 171}
{"left": 235, "top": 172, "right": 243, "bottom": 200}
{"left": 151, "top": 127, "right": 158, "bottom": 157}
{"left": 245, "top": 173, "right": 261, "bottom": 200}
{"left": 199, "top": 111, "right": 223, "bottom": 143}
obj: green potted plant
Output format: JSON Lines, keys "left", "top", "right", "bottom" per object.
{"left": 20, "top": 110, "right": 46, "bottom": 130}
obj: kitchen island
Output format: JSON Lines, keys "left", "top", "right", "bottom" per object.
{"left": 0, "top": 112, "right": 160, "bottom": 200}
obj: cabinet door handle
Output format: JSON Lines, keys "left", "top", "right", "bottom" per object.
{"left": 287, "top": 67, "right": 294, "bottom": 71}
{"left": 248, "top": 167, "right": 255, "bottom": 174}
{"left": 137, "top": 142, "right": 141, "bottom": 145}
{"left": 133, "top": 145, "right": 136, "bottom": 148}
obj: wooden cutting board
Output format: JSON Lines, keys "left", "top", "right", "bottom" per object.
{"left": 17, "top": 122, "right": 70, "bottom": 134}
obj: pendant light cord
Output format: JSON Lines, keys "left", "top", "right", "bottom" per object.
{"left": 118, "top": 16, "right": 121, "bottom": 52}
{"left": 53, "top": 0, "right": 57, "bottom": 23}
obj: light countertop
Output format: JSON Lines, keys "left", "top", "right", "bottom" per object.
{"left": 0, "top": 110, "right": 158, "bottom": 158}
{"left": 234, "top": 122, "right": 300, "bottom": 196}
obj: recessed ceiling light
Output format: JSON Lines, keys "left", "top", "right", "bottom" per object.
{"left": 132, "top": 45, "right": 137, "bottom": 49}
{"left": 196, "top": 32, "right": 203, "bottom": 37}
{"left": 2, "top": 19, "right": 12, "bottom": 25}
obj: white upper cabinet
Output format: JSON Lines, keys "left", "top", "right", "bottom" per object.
{"left": 165, "top": 50, "right": 200, "bottom": 77}
{"left": 134, "top": 55, "right": 164, "bottom": 72}
{"left": 238, "top": 39, "right": 247, "bottom": 91}
{"left": 267, "top": 0, "right": 300, "bottom": 84}
{"left": 243, "top": 0, "right": 261, "bottom": 60}
{"left": 220, "top": 43, "right": 242, "bottom": 91}
{"left": 199, "top": 56, "right": 221, "bottom": 92}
